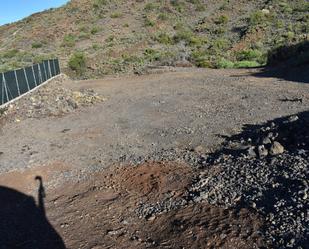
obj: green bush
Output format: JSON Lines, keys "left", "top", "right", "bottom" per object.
{"left": 79, "top": 32, "right": 90, "bottom": 39}
{"left": 216, "top": 58, "right": 235, "bottom": 68}
{"left": 110, "top": 12, "right": 122, "bottom": 18}
{"left": 90, "top": 26, "right": 100, "bottom": 34}
{"left": 32, "top": 42, "right": 43, "bottom": 49}
{"left": 214, "top": 15, "right": 229, "bottom": 25}
{"left": 212, "top": 38, "right": 230, "bottom": 50}
{"left": 144, "top": 16, "right": 155, "bottom": 27}
{"left": 171, "top": 0, "right": 185, "bottom": 12}
{"left": 158, "top": 13, "right": 169, "bottom": 21}
{"left": 68, "top": 52, "right": 86, "bottom": 74}
{"left": 190, "top": 49, "right": 213, "bottom": 67}
{"left": 62, "top": 34, "right": 76, "bottom": 47}
{"left": 154, "top": 32, "right": 174, "bottom": 45}
{"left": 93, "top": 0, "right": 108, "bottom": 9}
{"left": 144, "top": 3, "right": 158, "bottom": 12}
{"left": 236, "top": 49, "right": 264, "bottom": 62}
{"left": 249, "top": 10, "right": 269, "bottom": 26}
{"left": 2, "top": 49, "right": 19, "bottom": 58}
{"left": 144, "top": 48, "right": 160, "bottom": 61}
{"left": 174, "top": 29, "right": 194, "bottom": 44}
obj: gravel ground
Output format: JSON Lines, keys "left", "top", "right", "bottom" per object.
{"left": 0, "top": 68, "right": 309, "bottom": 248}
{"left": 190, "top": 111, "right": 309, "bottom": 248}
{"left": 0, "top": 74, "right": 104, "bottom": 121}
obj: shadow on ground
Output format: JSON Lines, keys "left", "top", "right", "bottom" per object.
{"left": 212, "top": 110, "right": 309, "bottom": 159}
{"left": 0, "top": 177, "right": 65, "bottom": 249}
{"left": 252, "top": 41, "right": 309, "bottom": 84}
{"left": 201, "top": 111, "right": 309, "bottom": 247}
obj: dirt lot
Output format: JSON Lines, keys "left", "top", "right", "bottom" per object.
{"left": 0, "top": 68, "right": 308, "bottom": 248}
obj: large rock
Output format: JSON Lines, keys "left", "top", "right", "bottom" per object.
{"left": 269, "top": 141, "right": 284, "bottom": 155}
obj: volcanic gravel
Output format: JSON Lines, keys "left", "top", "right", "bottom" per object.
{"left": 190, "top": 111, "right": 309, "bottom": 248}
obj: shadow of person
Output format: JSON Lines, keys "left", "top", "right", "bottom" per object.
{"left": 0, "top": 176, "right": 65, "bottom": 249}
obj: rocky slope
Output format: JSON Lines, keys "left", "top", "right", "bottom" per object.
{"left": 0, "top": 0, "right": 308, "bottom": 78}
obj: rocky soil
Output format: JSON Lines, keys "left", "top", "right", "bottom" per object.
{"left": 190, "top": 112, "right": 309, "bottom": 248}
{"left": 0, "top": 68, "right": 309, "bottom": 248}
{"left": 0, "top": 74, "right": 104, "bottom": 122}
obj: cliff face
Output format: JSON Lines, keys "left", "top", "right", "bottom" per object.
{"left": 0, "top": 0, "right": 308, "bottom": 78}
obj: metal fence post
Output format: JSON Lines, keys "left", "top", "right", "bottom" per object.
{"left": 48, "top": 60, "right": 52, "bottom": 78}
{"left": 3, "top": 74, "right": 9, "bottom": 103}
{"left": 38, "top": 65, "right": 43, "bottom": 84}
{"left": 42, "top": 62, "right": 47, "bottom": 81}
{"left": 1, "top": 73, "right": 3, "bottom": 104}
{"left": 52, "top": 59, "right": 56, "bottom": 76}
{"left": 32, "top": 65, "right": 38, "bottom": 87}
{"left": 14, "top": 70, "right": 21, "bottom": 96}
{"left": 23, "top": 68, "right": 30, "bottom": 91}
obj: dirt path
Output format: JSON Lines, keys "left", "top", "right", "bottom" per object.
{"left": 0, "top": 68, "right": 308, "bottom": 248}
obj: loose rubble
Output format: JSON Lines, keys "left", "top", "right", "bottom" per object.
{"left": 0, "top": 74, "right": 104, "bottom": 121}
{"left": 190, "top": 112, "right": 309, "bottom": 248}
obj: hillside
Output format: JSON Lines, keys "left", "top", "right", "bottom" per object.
{"left": 0, "top": 0, "right": 308, "bottom": 78}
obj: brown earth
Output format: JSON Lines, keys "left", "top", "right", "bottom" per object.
{"left": 3, "top": 161, "right": 266, "bottom": 249}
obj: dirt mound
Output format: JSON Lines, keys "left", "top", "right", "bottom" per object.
{"left": 0, "top": 74, "right": 104, "bottom": 122}
{"left": 115, "top": 162, "right": 192, "bottom": 199}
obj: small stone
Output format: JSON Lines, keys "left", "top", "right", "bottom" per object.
{"left": 288, "top": 115, "right": 299, "bottom": 122}
{"left": 262, "top": 137, "right": 272, "bottom": 145}
{"left": 269, "top": 141, "right": 284, "bottom": 155}
{"left": 147, "top": 215, "right": 156, "bottom": 221}
{"left": 247, "top": 146, "right": 256, "bottom": 158}
{"left": 258, "top": 145, "right": 268, "bottom": 158}
{"left": 194, "top": 145, "right": 204, "bottom": 154}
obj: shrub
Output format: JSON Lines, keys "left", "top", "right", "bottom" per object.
{"left": 79, "top": 32, "right": 90, "bottom": 39}
{"left": 188, "top": 36, "right": 208, "bottom": 47}
{"left": 62, "top": 34, "right": 76, "bottom": 47}
{"left": 144, "top": 16, "right": 155, "bottom": 27}
{"left": 90, "top": 26, "right": 100, "bottom": 34}
{"left": 68, "top": 52, "right": 86, "bottom": 74}
{"left": 236, "top": 49, "right": 263, "bottom": 61}
{"left": 190, "top": 49, "right": 213, "bottom": 67}
{"left": 143, "top": 48, "right": 162, "bottom": 62}
{"left": 249, "top": 10, "right": 269, "bottom": 26}
{"left": 216, "top": 58, "right": 235, "bottom": 68}
{"left": 154, "top": 32, "right": 174, "bottom": 45}
{"left": 110, "top": 12, "right": 122, "bottom": 18}
{"left": 171, "top": 0, "right": 185, "bottom": 12}
{"left": 174, "top": 29, "right": 194, "bottom": 43}
{"left": 3, "top": 49, "right": 19, "bottom": 58}
{"left": 93, "top": 0, "right": 108, "bottom": 9}
{"left": 33, "top": 54, "right": 55, "bottom": 64}
{"left": 144, "top": 3, "right": 158, "bottom": 12}
{"left": 234, "top": 60, "right": 261, "bottom": 68}
{"left": 158, "top": 13, "right": 169, "bottom": 21}
{"left": 32, "top": 42, "right": 42, "bottom": 49}
{"left": 214, "top": 15, "right": 229, "bottom": 25}
{"left": 92, "top": 43, "right": 100, "bottom": 50}
{"left": 212, "top": 38, "right": 230, "bottom": 50}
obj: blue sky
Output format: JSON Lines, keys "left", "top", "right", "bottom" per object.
{"left": 0, "top": 0, "right": 69, "bottom": 25}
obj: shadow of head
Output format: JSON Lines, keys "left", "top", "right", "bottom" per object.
{"left": 0, "top": 177, "right": 65, "bottom": 249}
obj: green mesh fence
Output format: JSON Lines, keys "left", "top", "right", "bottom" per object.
{"left": 0, "top": 59, "right": 60, "bottom": 106}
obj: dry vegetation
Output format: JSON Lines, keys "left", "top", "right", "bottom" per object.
{"left": 0, "top": 0, "right": 308, "bottom": 78}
